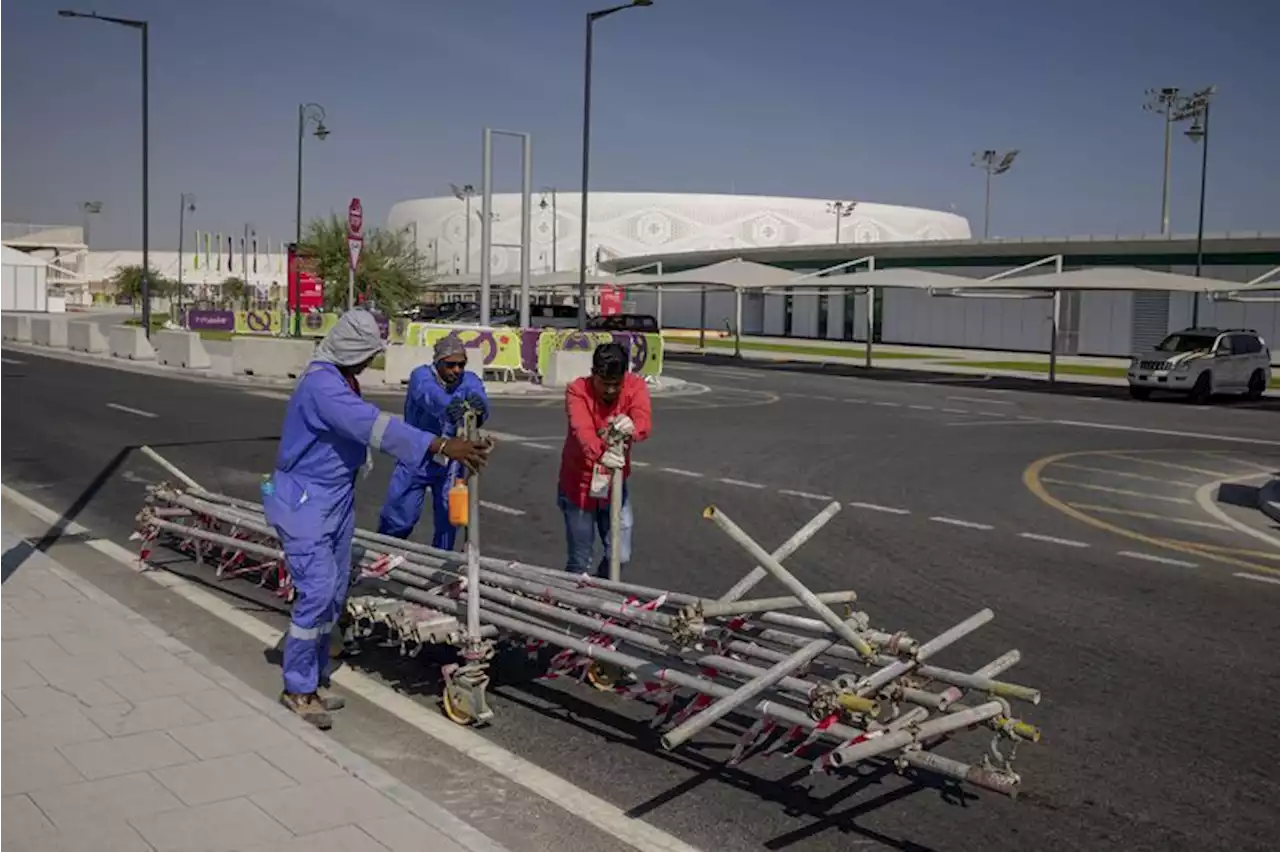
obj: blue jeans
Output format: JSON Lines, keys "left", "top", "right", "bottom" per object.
{"left": 558, "top": 486, "right": 632, "bottom": 577}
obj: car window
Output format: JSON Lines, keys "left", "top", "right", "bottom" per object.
{"left": 1156, "top": 333, "right": 1216, "bottom": 353}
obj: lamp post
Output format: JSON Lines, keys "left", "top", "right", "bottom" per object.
{"left": 59, "top": 9, "right": 149, "bottom": 334}
{"left": 81, "top": 200, "right": 102, "bottom": 248}
{"left": 578, "top": 0, "right": 653, "bottom": 329}
{"left": 1173, "top": 85, "right": 1216, "bottom": 325}
{"left": 826, "top": 200, "right": 856, "bottom": 244}
{"left": 970, "top": 149, "right": 1020, "bottom": 239}
{"left": 177, "top": 193, "right": 195, "bottom": 321}
{"left": 293, "top": 103, "right": 329, "bottom": 336}
{"left": 1143, "top": 87, "right": 1184, "bottom": 236}
{"left": 540, "top": 187, "right": 558, "bottom": 272}
{"left": 450, "top": 184, "right": 477, "bottom": 274}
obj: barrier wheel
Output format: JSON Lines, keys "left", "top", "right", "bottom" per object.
{"left": 442, "top": 688, "right": 474, "bottom": 725}
{"left": 586, "top": 662, "right": 623, "bottom": 691}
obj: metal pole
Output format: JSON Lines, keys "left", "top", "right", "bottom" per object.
{"left": 464, "top": 194, "right": 473, "bottom": 275}
{"left": 480, "top": 129, "right": 493, "bottom": 327}
{"left": 864, "top": 256, "right": 877, "bottom": 368}
{"left": 733, "top": 288, "right": 743, "bottom": 357}
{"left": 698, "top": 286, "right": 707, "bottom": 349}
{"left": 1160, "top": 106, "right": 1174, "bottom": 236}
{"left": 982, "top": 165, "right": 992, "bottom": 240}
{"left": 1193, "top": 101, "right": 1211, "bottom": 286}
{"left": 551, "top": 189, "right": 558, "bottom": 272}
{"left": 577, "top": 12, "right": 595, "bottom": 331}
{"left": 466, "top": 414, "right": 482, "bottom": 641}
{"left": 140, "top": 21, "right": 150, "bottom": 337}
{"left": 718, "top": 501, "right": 842, "bottom": 603}
{"left": 177, "top": 198, "right": 185, "bottom": 321}
{"left": 294, "top": 104, "right": 303, "bottom": 336}
{"left": 520, "top": 134, "right": 533, "bottom": 328}
{"left": 609, "top": 468, "right": 624, "bottom": 582}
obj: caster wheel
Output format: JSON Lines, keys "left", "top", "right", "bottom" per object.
{"left": 442, "top": 689, "right": 475, "bottom": 725}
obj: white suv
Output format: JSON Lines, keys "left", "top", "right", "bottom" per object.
{"left": 1127, "top": 327, "right": 1271, "bottom": 403}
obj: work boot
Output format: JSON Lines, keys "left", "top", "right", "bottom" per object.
{"left": 316, "top": 686, "right": 346, "bottom": 712}
{"left": 279, "top": 692, "right": 332, "bottom": 730}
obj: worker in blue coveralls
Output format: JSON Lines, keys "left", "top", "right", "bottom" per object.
{"left": 376, "top": 336, "right": 489, "bottom": 549}
{"left": 264, "top": 311, "right": 491, "bottom": 729}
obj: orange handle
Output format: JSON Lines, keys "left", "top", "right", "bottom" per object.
{"left": 448, "top": 482, "right": 470, "bottom": 527}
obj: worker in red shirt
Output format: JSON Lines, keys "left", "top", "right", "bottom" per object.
{"left": 557, "top": 342, "right": 652, "bottom": 576}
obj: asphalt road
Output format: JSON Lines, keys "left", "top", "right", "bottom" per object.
{"left": 3, "top": 349, "right": 1279, "bottom": 852}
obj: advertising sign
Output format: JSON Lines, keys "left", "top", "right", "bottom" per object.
{"left": 287, "top": 242, "right": 324, "bottom": 311}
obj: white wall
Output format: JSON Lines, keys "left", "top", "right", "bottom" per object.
{"left": 2, "top": 260, "right": 48, "bottom": 311}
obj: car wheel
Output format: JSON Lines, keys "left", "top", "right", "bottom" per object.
{"left": 1129, "top": 386, "right": 1152, "bottom": 401}
{"left": 1189, "top": 372, "right": 1213, "bottom": 405}
{"left": 1245, "top": 369, "right": 1266, "bottom": 401}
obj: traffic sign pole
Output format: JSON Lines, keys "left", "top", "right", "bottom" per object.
{"left": 347, "top": 198, "right": 363, "bottom": 310}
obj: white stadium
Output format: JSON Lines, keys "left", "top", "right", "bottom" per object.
{"left": 385, "top": 192, "right": 972, "bottom": 277}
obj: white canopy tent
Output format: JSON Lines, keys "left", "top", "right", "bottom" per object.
{"left": 2, "top": 245, "right": 50, "bottom": 312}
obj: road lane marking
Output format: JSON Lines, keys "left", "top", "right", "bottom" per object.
{"left": 1039, "top": 478, "right": 1194, "bottom": 504}
{"left": 1053, "top": 420, "right": 1280, "bottom": 448}
{"left": 661, "top": 467, "right": 703, "bottom": 478}
{"left": 1065, "top": 503, "right": 1231, "bottom": 530}
{"left": 106, "top": 402, "right": 158, "bottom": 419}
{"left": 848, "top": 501, "right": 910, "bottom": 515}
{"left": 1053, "top": 462, "right": 1198, "bottom": 488}
{"left": 1103, "top": 453, "right": 1235, "bottom": 479}
{"left": 1192, "top": 474, "right": 1280, "bottom": 551}
{"left": 948, "top": 396, "right": 1014, "bottom": 406}
{"left": 480, "top": 501, "right": 526, "bottom": 516}
{"left": 947, "top": 419, "right": 1042, "bottom": 428}
{"left": 1018, "top": 533, "right": 1089, "bottom": 548}
{"left": 718, "top": 477, "right": 766, "bottom": 489}
{"left": 1118, "top": 551, "right": 1199, "bottom": 568}
{"left": 2, "top": 356, "right": 24, "bottom": 365}
{"left": 940, "top": 407, "right": 969, "bottom": 414}
{"left": 908, "top": 404, "right": 934, "bottom": 411}
{"left": 521, "top": 443, "right": 555, "bottom": 450}
{"left": 929, "top": 516, "right": 994, "bottom": 530}
{"left": 780, "top": 489, "right": 834, "bottom": 501}
{"left": 873, "top": 402, "right": 901, "bottom": 408}
{"left": 630, "top": 460, "right": 651, "bottom": 467}
{"left": 1233, "top": 572, "right": 1280, "bottom": 586}
{"left": 1, "top": 484, "right": 706, "bottom": 852}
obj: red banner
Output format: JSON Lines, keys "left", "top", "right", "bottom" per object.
{"left": 287, "top": 243, "right": 324, "bottom": 311}
{"left": 599, "top": 284, "right": 623, "bottom": 316}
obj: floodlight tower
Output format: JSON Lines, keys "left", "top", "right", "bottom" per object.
{"left": 450, "top": 183, "right": 477, "bottom": 274}
{"left": 1143, "top": 87, "right": 1184, "bottom": 236}
{"left": 1173, "top": 85, "right": 1216, "bottom": 325}
{"left": 971, "top": 149, "right": 1019, "bottom": 239}
{"left": 826, "top": 200, "right": 856, "bottom": 244}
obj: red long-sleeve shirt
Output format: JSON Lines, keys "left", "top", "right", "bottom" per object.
{"left": 558, "top": 373, "right": 652, "bottom": 509}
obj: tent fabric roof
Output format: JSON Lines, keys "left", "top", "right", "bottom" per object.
{"left": 934, "top": 266, "right": 1244, "bottom": 294}
{"left": 2, "top": 246, "right": 46, "bottom": 268}
{"left": 777, "top": 268, "right": 978, "bottom": 293}
{"left": 622, "top": 258, "right": 801, "bottom": 291}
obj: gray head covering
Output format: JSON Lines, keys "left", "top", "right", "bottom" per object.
{"left": 313, "top": 310, "right": 386, "bottom": 366}
{"left": 433, "top": 335, "right": 466, "bottom": 363}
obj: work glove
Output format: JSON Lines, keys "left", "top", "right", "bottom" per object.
{"left": 445, "top": 398, "right": 466, "bottom": 426}
{"left": 609, "top": 414, "right": 635, "bottom": 438}
{"left": 600, "top": 447, "right": 626, "bottom": 471}
{"left": 465, "top": 393, "right": 488, "bottom": 425}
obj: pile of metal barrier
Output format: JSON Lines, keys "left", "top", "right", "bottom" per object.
{"left": 132, "top": 444, "right": 1042, "bottom": 800}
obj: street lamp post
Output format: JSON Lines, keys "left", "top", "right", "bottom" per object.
{"left": 970, "top": 149, "right": 1020, "bottom": 239}
{"left": 540, "top": 187, "right": 558, "bottom": 272}
{"left": 578, "top": 0, "right": 653, "bottom": 330}
{"left": 450, "top": 184, "right": 477, "bottom": 274}
{"left": 826, "top": 200, "right": 856, "bottom": 243}
{"left": 1143, "top": 87, "right": 1183, "bottom": 236}
{"left": 59, "top": 9, "right": 149, "bottom": 334}
{"left": 177, "top": 193, "right": 195, "bottom": 321}
{"left": 1173, "top": 86, "right": 1216, "bottom": 326}
{"left": 294, "top": 103, "right": 329, "bottom": 336}
{"left": 81, "top": 200, "right": 102, "bottom": 248}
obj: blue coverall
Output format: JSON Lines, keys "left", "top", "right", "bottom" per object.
{"left": 265, "top": 361, "right": 437, "bottom": 696}
{"left": 376, "top": 365, "right": 488, "bottom": 549}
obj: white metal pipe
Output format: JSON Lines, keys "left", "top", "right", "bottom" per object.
{"left": 718, "top": 501, "right": 841, "bottom": 603}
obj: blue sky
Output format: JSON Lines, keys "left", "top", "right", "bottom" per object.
{"left": 3, "top": 0, "right": 1277, "bottom": 249}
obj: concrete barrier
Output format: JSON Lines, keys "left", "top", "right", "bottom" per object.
{"left": 109, "top": 325, "right": 157, "bottom": 361}
{"left": 544, "top": 350, "right": 593, "bottom": 388}
{"left": 384, "top": 344, "right": 434, "bottom": 385}
{"left": 466, "top": 347, "right": 485, "bottom": 377}
{"left": 68, "top": 321, "right": 109, "bottom": 354}
{"left": 2, "top": 314, "right": 32, "bottom": 343}
{"left": 154, "top": 330, "right": 212, "bottom": 369}
{"left": 232, "top": 336, "right": 316, "bottom": 379}
{"left": 30, "top": 316, "right": 69, "bottom": 348}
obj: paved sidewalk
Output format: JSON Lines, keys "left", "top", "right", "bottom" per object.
{"left": 1, "top": 529, "right": 514, "bottom": 852}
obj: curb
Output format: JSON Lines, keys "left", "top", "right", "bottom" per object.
{"left": 1259, "top": 476, "right": 1280, "bottom": 524}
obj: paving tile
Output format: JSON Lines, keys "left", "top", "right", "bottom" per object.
{"left": 255, "top": 776, "right": 405, "bottom": 835}
{"left": 360, "top": 814, "right": 471, "bottom": 852}
{"left": 256, "top": 741, "right": 346, "bottom": 784}
{"left": 152, "top": 752, "right": 296, "bottom": 806}
{"left": 29, "top": 648, "right": 145, "bottom": 687}
{"left": 2, "top": 694, "right": 23, "bottom": 722}
{"left": 3, "top": 658, "right": 50, "bottom": 688}
{"left": 104, "top": 667, "right": 219, "bottom": 702}
{"left": 181, "top": 687, "right": 256, "bottom": 721}
{"left": 56, "top": 629, "right": 155, "bottom": 655}
{"left": 31, "top": 771, "right": 184, "bottom": 829}
{"left": 2, "top": 708, "right": 108, "bottom": 747}
{"left": 85, "top": 695, "right": 210, "bottom": 737}
{"left": 3, "top": 793, "right": 54, "bottom": 843}
{"left": 169, "top": 715, "right": 293, "bottom": 760}
{"left": 20, "top": 818, "right": 155, "bottom": 852}
{"left": 59, "top": 730, "right": 195, "bottom": 780}
{"left": 242, "top": 824, "right": 392, "bottom": 852}
{"left": 120, "top": 644, "right": 187, "bottom": 671}
{"left": 1, "top": 744, "right": 86, "bottom": 794}
{"left": 3, "top": 635, "right": 72, "bottom": 666}
{"left": 5, "top": 681, "right": 126, "bottom": 715}
{"left": 130, "top": 797, "right": 293, "bottom": 852}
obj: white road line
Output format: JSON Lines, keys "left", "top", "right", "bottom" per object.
{"left": 521, "top": 442, "right": 555, "bottom": 451}
{"left": 661, "top": 467, "right": 704, "bottom": 478}
{"left": 2, "top": 356, "right": 24, "bottom": 365}
{"left": 1053, "top": 462, "right": 1198, "bottom": 488}
{"left": 1233, "top": 572, "right": 1280, "bottom": 587}
{"left": 1, "top": 485, "right": 92, "bottom": 536}
{"left": 1018, "top": 532, "right": 1090, "bottom": 548}
{"left": 1068, "top": 503, "right": 1233, "bottom": 531}
{"left": 630, "top": 460, "right": 651, "bottom": 468}
{"left": 1052, "top": 420, "right": 1280, "bottom": 447}
{"left": 948, "top": 396, "right": 1014, "bottom": 406}
{"left": 1192, "top": 474, "right": 1280, "bottom": 551}
{"left": 106, "top": 402, "right": 158, "bottom": 419}
{"left": 1039, "top": 478, "right": 1194, "bottom": 504}
{"left": 718, "top": 477, "right": 766, "bottom": 489}
{"left": 480, "top": 500, "right": 526, "bottom": 516}
{"left": 940, "top": 407, "right": 969, "bottom": 414}
{"left": 974, "top": 410, "right": 1007, "bottom": 417}
{"left": 929, "top": 516, "right": 995, "bottom": 530}
{"left": 1118, "top": 551, "right": 1199, "bottom": 568}
{"left": 873, "top": 401, "right": 901, "bottom": 408}
{"left": 780, "top": 489, "right": 834, "bottom": 501}
{"left": 843, "top": 398, "right": 867, "bottom": 404}
{"left": 2, "top": 484, "right": 705, "bottom": 852}
{"left": 907, "top": 404, "right": 934, "bottom": 411}
{"left": 848, "top": 501, "right": 910, "bottom": 515}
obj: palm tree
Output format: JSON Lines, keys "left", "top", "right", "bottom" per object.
{"left": 108, "top": 265, "right": 173, "bottom": 312}
{"left": 300, "top": 214, "right": 430, "bottom": 314}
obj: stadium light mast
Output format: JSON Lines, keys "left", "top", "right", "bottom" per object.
{"left": 450, "top": 183, "right": 477, "bottom": 274}
{"left": 1173, "top": 85, "right": 1216, "bottom": 325}
{"left": 971, "top": 149, "right": 1019, "bottom": 239}
{"left": 1143, "top": 87, "right": 1186, "bottom": 237}
{"left": 826, "top": 200, "right": 856, "bottom": 244}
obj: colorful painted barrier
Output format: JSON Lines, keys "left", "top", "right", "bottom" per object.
{"left": 184, "top": 310, "right": 400, "bottom": 341}
{"left": 402, "top": 323, "right": 663, "bottom": 377}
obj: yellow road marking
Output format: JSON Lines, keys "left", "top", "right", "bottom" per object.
{"left": 1102, "top": 453, "right": 1233, "bottom": 478}
{"left": 1171, "top": 540, "right": 1280, "bottom": 562}
{"left": 1040, "top": 478, "right": 1193, "bottom": 504}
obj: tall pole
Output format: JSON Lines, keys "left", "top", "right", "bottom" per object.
{"left": 295, "top": 103, "right": 304, "bottom": 334}
{"left": 480, "top": 128, "right": 493, "bottom": 327}
{"left": 1193, "top": 101, "right": 1210, "bottom": 281}
{"left": 577, "top": 13, "right": 596, "bottom": 330}
{"left": 552, "top": 189, "right": 559, "bottom": 272}
{"left": 465, "top": 195, "right": 473, "bottom": 274}
{"left": 141, "top": 20, "right": 150, "bottom": 336}
{"left": 983, "top": 167, "right": 992, "bottom": 239}
{"left": 520, "top": 134, "right": 533, "bottom": 328}
{"left": 1160, "top": 106, "right": 1174, "bottom": 237}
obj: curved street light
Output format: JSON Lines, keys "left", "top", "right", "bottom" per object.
{"left": 293, "top": 103, "right": 329, "bottom": 335}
